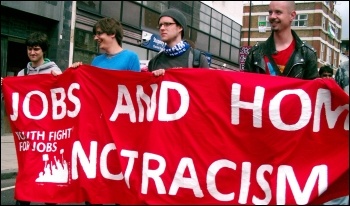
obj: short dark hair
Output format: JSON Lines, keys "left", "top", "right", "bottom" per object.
{"left": 25, "top": 32, "right": 49, "bottom": 52}
{"left": 319, "top": 65, "right": 333, "bottom": 76}
{"left": 93, "top": 17, "right": 123, "bottom": 46}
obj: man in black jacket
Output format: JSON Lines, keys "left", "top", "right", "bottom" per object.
{"left": 244, "top": 1, "right": 318, "bottom": 80}
{"left": 148, "top": 8, "right": 209, "bottom": 76}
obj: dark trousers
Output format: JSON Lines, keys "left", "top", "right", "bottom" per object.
{"left": 16, "top": 200, "right": 57, "bottom": 205}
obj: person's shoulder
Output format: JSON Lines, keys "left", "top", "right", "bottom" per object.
{"left": 250, "top": 42, "right": 262, "bottom": 52}
{"left": 93, "top": 54, "right": 105, "bottom": 60}
{"left": 300, "top": 41, "right": 316, "bottom": 53}
{"left": 17, "top": 68, "right": 25, "bottom": 76}
{"left": 339, "top": 60, "right": 349, "bottom": 70}
{"left": 123, "top": 49, "right": 138, "bottom": 56}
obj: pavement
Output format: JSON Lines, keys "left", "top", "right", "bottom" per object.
{"left": 1, "top": 133, "right": 18, "bottom": 180}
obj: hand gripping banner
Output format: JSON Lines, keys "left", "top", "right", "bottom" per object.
{"left": 2, "top": 65, "right": 349, "bottom": 204}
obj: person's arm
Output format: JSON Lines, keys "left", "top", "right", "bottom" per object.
{"left": 199, "top": 54, "right": 209, "bottom": 68}
{"left": 335, "top": 66, "right": 344, "bottom": 89}
{"left": 303, "top": 50, "right": 319, "bottom": 80}
{"left": 244, "top": 50, "right": 254, "bottom": 72}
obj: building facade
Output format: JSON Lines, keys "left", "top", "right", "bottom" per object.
{"left": 1, "top": 1, "right": 243, "bottom": 134}
{"left": 241, "top": 1, "right": 342, "bottom": 72}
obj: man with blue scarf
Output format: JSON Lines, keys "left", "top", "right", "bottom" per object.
{"left": 148, "top": 8, "right": 209, "bottom": 76}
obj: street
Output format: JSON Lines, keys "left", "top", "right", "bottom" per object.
{"left": 1, "top": 177, "right": 84, "bottom": 205}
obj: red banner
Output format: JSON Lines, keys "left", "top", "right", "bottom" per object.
{"left": 2, "top": 65, "right": 349, "bottom": 204}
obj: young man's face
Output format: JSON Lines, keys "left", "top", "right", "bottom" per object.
{"left": 321, "top": 72, "right": 333, "bottom": 78}
{"left": 268, "top": 1, "right": 295, "bottom": 32}
{"left": 27, "top": 46, "right": 44, "bottom": 64}
{"left": 93, "top": 27, "right": 116, "bottom": 51}
{"left": 158, "top": 16, "right": 182, "bottom": 47}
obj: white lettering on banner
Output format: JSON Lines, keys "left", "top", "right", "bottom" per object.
{"left": 71, "top": 141, "right": 97, "bottom": 179}
{"left": 169, "top": 158, "right": 203, "bottom": 197}
{"left": 142, "top": 152, "right": 167, "bottom": 194}
{"left": 277, "top": 165, "right": 328, "bottom": 205}
{"left": 70, "top": 141, "right": 328, "bottom": 204}
{"left": 231, "top": 83, "right": 264, "bottom": 128}
{"left": 231, "top": 84, "right": 349, "bottom": 131}
{"left": 158, "top": 81, "right": 189, "bottom": 121}
{"left": 136, "top": 84, "right": 158, "bottom": 122}
{"left": 10, "top": 83, "right": 81, "bottom": 121}
{"left": 48, "top": 128, "right": 72, "bottom": 141}
{"left": 253, "top": 164, "right": 273, "bottom": 204}
{"left": 313, "top": 89, "right": 349, "bottom": 131}
{"left": 269, "top": 89, "right": 311, "bottom": 131}
{"left": 15, "top": 129, "right": 72, "bottom": 152}
{"left": 109, "top": 81, "right": 189, "bottom": 122}
{"left": 16, "top": 131, "right": 46, "bottom": 141}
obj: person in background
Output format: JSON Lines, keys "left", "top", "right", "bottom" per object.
{"left": 1, "top": 31, "right": 62, "bottom": 205}
{"left": 318, "top": 64, "right": 334, "bottom": 79}
{"left": 71, "top": 17, "right": 140, "bottom": 72}
{"left": 335, "top": 60, "right": 349, "bottom": 95}
{"left": 1, "top": 32, "right": 61, "bottom": 86}
{"left": 148, "top": 8, "right": 209, "bottom": 76}
{"left": 244, "top": 1, "right": 318, "bottom": 79}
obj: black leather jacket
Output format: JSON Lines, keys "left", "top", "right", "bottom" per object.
{"left": 244, "top": 30, "right": 318, "bottom": 80}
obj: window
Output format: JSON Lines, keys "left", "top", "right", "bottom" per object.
{"left": 221, "top": 16, "right": 231, "bottom": 43}
{"left": 333, "top": 50, "right": 337, "bottom": 68}
{"left": 142, "top": 8, "right": 159, "bottom": 33}
{"left": 258, "top": 16, "right": 270, "bottom": 28}
{"left": 142, "top": 1, "right": 168, "bottom": 13}
{"left": 192, "top": 29, "right": 209, "bottom": 52}
{"left": 326, "top": 46, "right": 332, "bottom": 65}
{"left": 230, "top": 46, "right": 239, "bottom": 63}
{"left": 220, "top": 42, "right": 230, "bottom": 59}
{"left": 211, "top": 17, "right": 221, "bottom": 38}
{"left": 101, "top": 2, "right": 121, "bottom": 20}
{"left": 292, "top": 14, "right": 308, "bottom": 27}
{"left": 320, "top": 43, "right": 324, "bottom": 61}
{"left": 73, "top": 29, "right": 98, "bottom": 64}
{"left": 322, "top": 16, "right": 326, "bottom": 30}
{"left": 122, "top": 1, "right": 141, "bottom": 27}
{"left": 210, "top": 37, "right": 220, "bottom": 56}
{"left": 77, "top": 1, "right": 100, "bottom": 13}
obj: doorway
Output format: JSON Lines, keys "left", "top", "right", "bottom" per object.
{"left": 1, "top": 38, "right": 29, "bottom": 134}
{"left": 7, "top": 39, "right": 29, "bottom": 76}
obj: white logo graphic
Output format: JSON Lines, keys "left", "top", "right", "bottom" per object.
{"left": 35, "top": 149, "right": 68, "bottom": 183}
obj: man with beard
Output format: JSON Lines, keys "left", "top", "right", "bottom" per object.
{"left": 244, "top": 1, "right": 318, "bottom": 79}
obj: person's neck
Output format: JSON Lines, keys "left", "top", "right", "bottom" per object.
{"left": 165, "top": 37, "right": 182, "bottom": 48}
{"left": 105, "top": 42, "right": 123, "bottom": 56}
{"left": 273, "top": 29, "right": 294, "bottom": 51}
{"left": 31, "top": 59, "right": 45, "bottom": 68}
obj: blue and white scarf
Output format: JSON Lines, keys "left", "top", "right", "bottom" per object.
{"left": 163, "top": 41, "right": 190, "bottom": 57}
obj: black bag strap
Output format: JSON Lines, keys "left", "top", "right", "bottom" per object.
{"left": 24, "top": 67, "right": 28, "bottom": 76}
{"left": 188, "top": 48, "right": 201, "bottom": 68}
{"left": 192, "top": 48, "right": 201, "bottom": 68}
{"left": 265, "top": 55, "right": 282, "bottom": 76}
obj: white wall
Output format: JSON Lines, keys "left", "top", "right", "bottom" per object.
{"left": 201, "top": 1, "right": 243, "bottom": 25}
